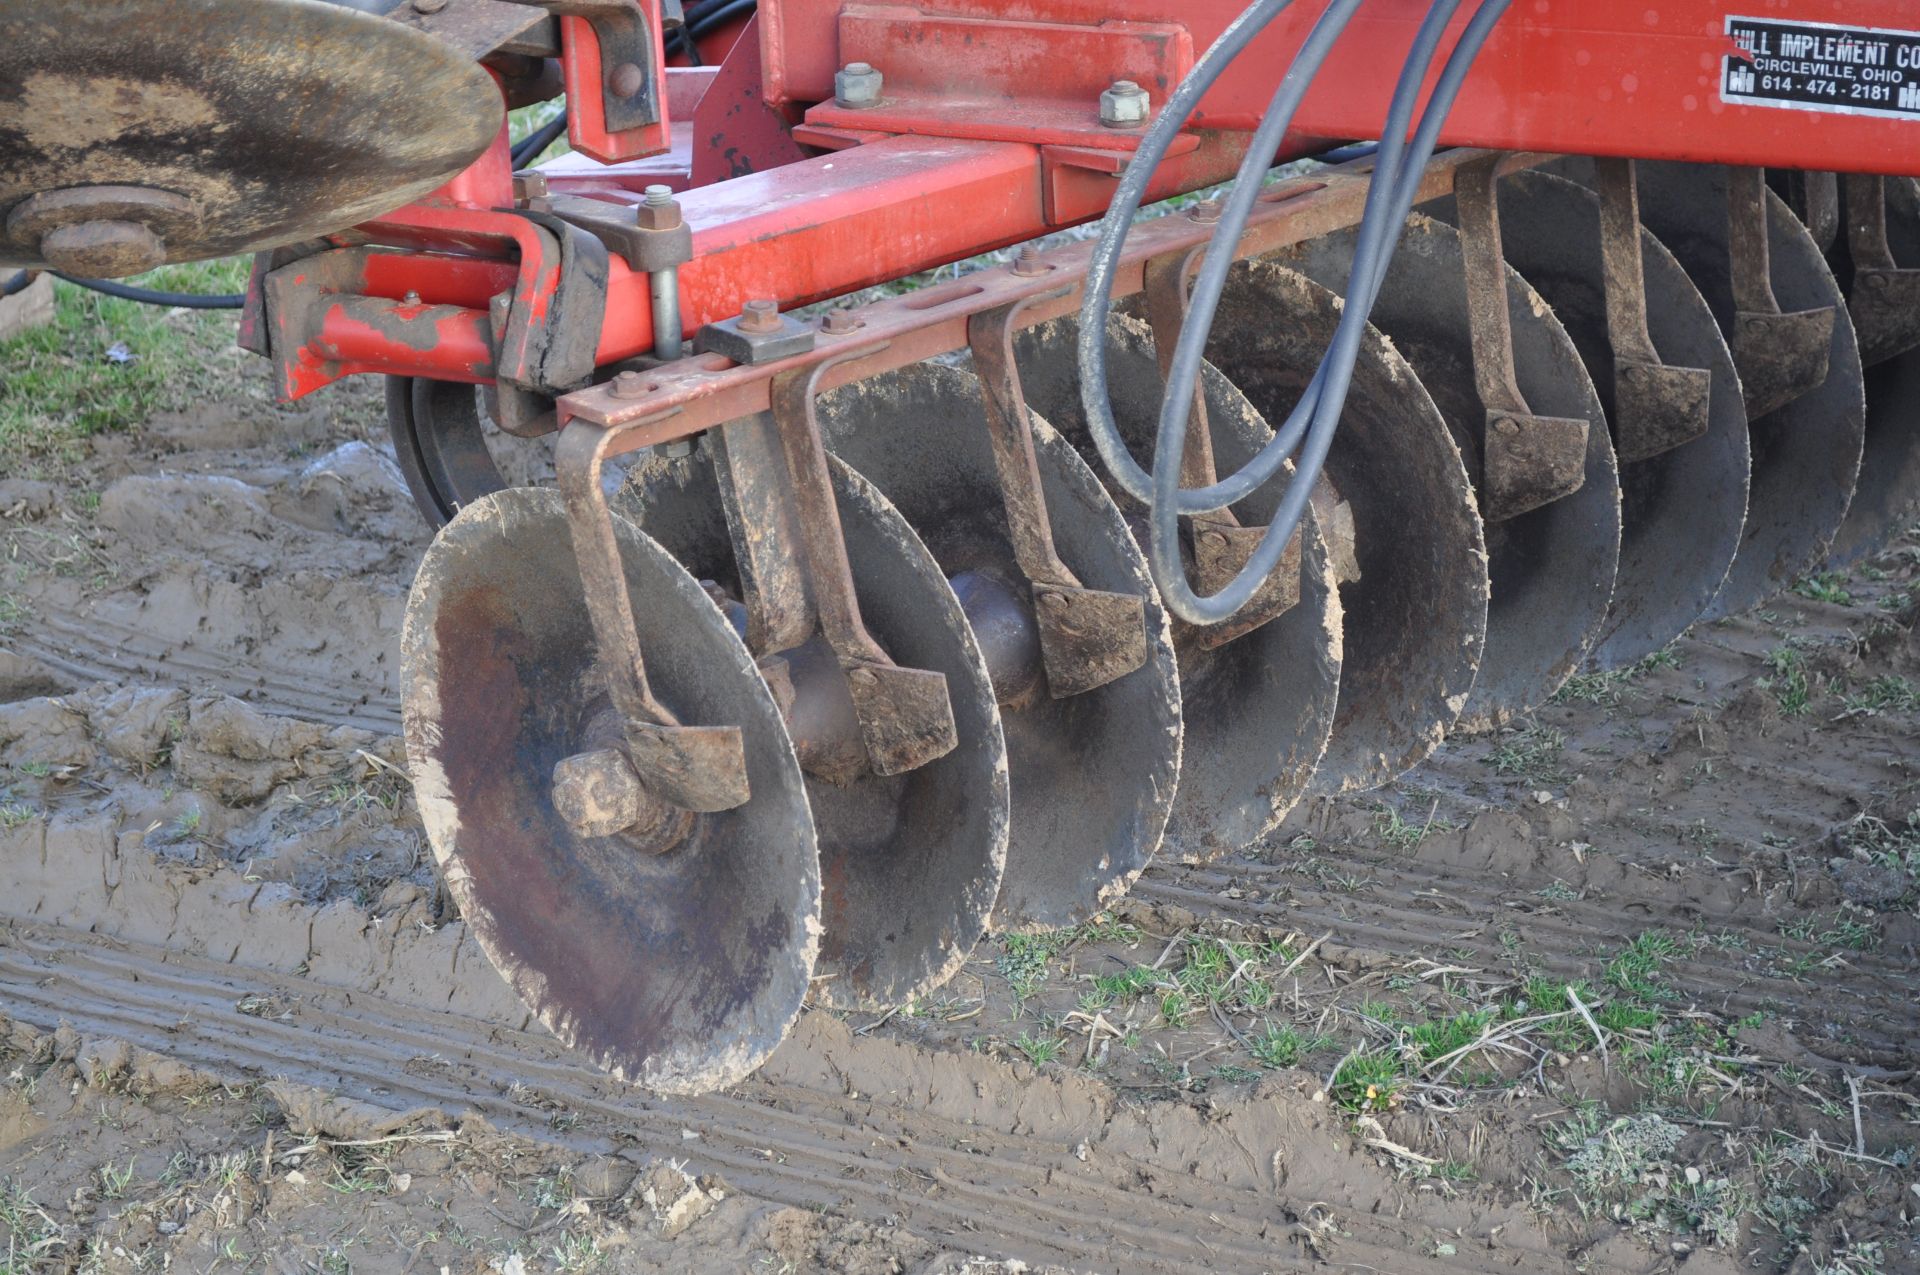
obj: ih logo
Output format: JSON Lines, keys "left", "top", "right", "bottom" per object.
{"left": 1903, "top": 81, "right": 1920, "bottom": 111}
{"left": 1728, "top": 64, "right": 1757, "bottom": 94}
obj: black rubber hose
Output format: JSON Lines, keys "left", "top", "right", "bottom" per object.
{"left": 2, "top": 270, "right": 33, "bottom": 298}
{"left": 53, "top": 272, "right": 245, "bottom": 309}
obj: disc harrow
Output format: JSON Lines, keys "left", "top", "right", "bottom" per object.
{"left": 9, "top": 0, "right": 1917, "bottom": 1095}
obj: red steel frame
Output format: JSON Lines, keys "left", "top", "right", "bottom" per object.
{"left": 263, "top": 0, "right": 1920, "bottom": 405}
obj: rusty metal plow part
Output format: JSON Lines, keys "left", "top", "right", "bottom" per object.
{"left": 1276, "top": 208, "right": 1619, "bottom": 733}
{"left": 1, "top": 0, "right": 502, "bottom": 274}
{"left": 812, "top": 361, "right": 1182, "bottom": 930}
{"left": 1822, "top": 176, "right": 1920, "bottom": 569}
{"left": 1725, "top": 167, "right": 1839, "bottom": 423}
{"left": 399, "top": 486, "right": 820, "bottom": 1094}
{"left": 1465, "top": 169, "right": 1749, "bottom": 670}
{"left": 1449, "top": 156, "right": 1595, "bottom": 525}
{"left": 1201, "top": 261, "right": 1488, "bottom": 794}
{"left": 1617, "top": 161, "right": 1865, "bottom": 620}
{"left": 618, "top": 448, "right": 1008, "bottom": 1011}
{"left": 1012, "top": 314, "right": 1342, "bottom": 861}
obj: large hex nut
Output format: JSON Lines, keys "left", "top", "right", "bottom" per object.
{"left": 834, "top": 61, "right": 884, "bottom": 109}
{"left": 1099, "top": 80, "right": 1151, "bottom": 128}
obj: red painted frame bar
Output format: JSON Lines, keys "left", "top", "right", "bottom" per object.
{"left": 764, "top": 0, "right": 1920, "bottom": 176}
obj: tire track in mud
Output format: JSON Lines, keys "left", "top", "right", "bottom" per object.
{"left": 0, "top": 923, "right": 1548, "bottom": 1275}
{"left": 1139, "top": 835, "right": 1920, "bottom": 1065}
{"left": 10, "top": 609, "right": 401, "bottom": 733}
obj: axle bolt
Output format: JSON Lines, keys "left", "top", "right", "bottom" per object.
{"left": 636, "top": 183, "right": 682, "bottom": 231}
{"left": 1099, "top": 80, "right": 1151, "bottom": 129}
{"left": 610, "top": 369, "right": 651, "bottom": 398}
{"left": 835, "top": 61, "right": 884, "bottom": 109}
{"left": 739, "top": 298, "right": 782, "bottom": 334}
{"left": 821, "top": 309, "right": 863, "bottom": 335}
{"left": 552, "top": 748, "right": 647, "bottom": 840}
{"left": 1011, "top": 245, "right": 1048, "bottom": 277}
{"left": 1189, "top": 199, "right": 1223, "bottom": 225}
{"left": 609, "top": 62, "right": 646, "bottom": 99}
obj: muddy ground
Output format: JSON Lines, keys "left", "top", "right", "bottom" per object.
{"left": 1, "top": 366, "right": 1918, "bottom": 1275}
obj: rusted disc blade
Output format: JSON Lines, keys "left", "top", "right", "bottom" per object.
{"left": 1, "top": 0, "right": 502, "bottom": 273}
{"left": 1614, "top": 162, "right": 1865, "bottom": 617}
{"left": 400, "top": 487, "right": 819, "bottom": 1095}
{"left": 1274, "top": 215, "right": 1620, "bottom": 728}
{"left": 1824, "top": 177, "right": 1920, "bottom": 567}
{"left": 816, "top": 361, "right": 1182, "bottom": 928}
{"left": 1462, "top": 170, "right": 1750, "bottom": 668}
{"left": 1206, "top": 261, "right": 1488, "bottom": 793}
{"left": 1012, "top": 315, "right": 1341, "bottom": 860}
{"left": 621, "top": 451, "right": 1008, "bottom": 1009}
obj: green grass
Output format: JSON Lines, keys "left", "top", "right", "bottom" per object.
{"left": 1406, "top": 1009, "right": 1495, "bottom": 1065}
{"left": 1330, "top": 1050, "right": 1403, "bottom": 1111}
{"left": 1605, "top": 931, "right": 1677, "bottom": 1001}
{"left": 0, "top": 259, "right": 257, "bottom": 470}
{"left": 1013, "top": 1032, "right": 1064, "bottom": 1066}
{"left": 1484, "top": 724, "right": 1568, "bottom": 784}
{"left": 1249, "top": 1023, "right": 1332, "bottom": 1069}
{"left": 1762, "top": 645, "right": 1813, "bottom": 715}
{"left": 1792, "top": 571, "right": 1855, "bottom": 606}
{"left": 1842, "top": 673, "right": 1919, "bottom": 714}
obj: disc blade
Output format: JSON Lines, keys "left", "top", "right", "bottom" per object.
{"left": 1603, "top": 162, "right": 1865, "bottom": 617}
{"left": 2, "top": 0, "right": 502, "bottom": 272}
{"left": 1437, "top": 169, "right": 1751, "bottom": 669}
{"left": 1012, "top": 314, "right": 1342, "bottom": 859}
{"left": 1273, "top": 214, "right": 1621, "bottom": 729}
{"left": 1824, "top": 176, "right": 1920, "bottom": 568}
{"left": 1203, "top": 261, "right": 1488, "bottom": 793}
{"left": 621, "top": 447, "right": 1009, "bottom": 1009}
{"left": 814, "top": 361, "right": 1183, "bottom": 928}
{"left": 401, "top": 487, "right": 819, "bottom": 1095}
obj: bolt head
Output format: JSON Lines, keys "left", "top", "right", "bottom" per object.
{"left": 1189, "top": 199, "right": 1223, "bottom": 225}
{"left": 821, "top": 309, "right": 863, "bottom": 335}
{"left": 1868, "top": 272, "right": 1891, "bottom": 291}
{"left": 1039, "top": 591, "right": 1068, "bottom": 611}
{"left": 401, "top": 290, "right": 422, "bottom": 308}
{"left": 411, "top": 0, "right": 447, "bottom": 12}
{"left": 1493, "top": 416, "right": 1520, "bottom": 435}
{"left": 1099, "top": 80, "right": 1150, "bottom": 128}
{"left": 511, "top": 170, "right": 549, "bottom": 205}
{"left": 1199, "top": 529, "right": 1229, "bottom": 549}
{"left": 739, "top": 298, "right": 781, "bottom": 333}
{"left": 635, "top": 191, "right": 683, "bottom": 231}
{"left": 1011, "top": 245, "right": 1048, "bottom": 277}
{"left": 834, "top": 61, "right": 884, "bottom": 109}
{"left": 551, "top": 748, "right": 645, "bottom": 839}
{"left": 610, "top": 369, "right": 650, "bottom": 398}
{"left": 849, "top": 667, "right": 879, "bottom": 686}
{"left": 609, "top": 61, "right": 646, "bottom": 99}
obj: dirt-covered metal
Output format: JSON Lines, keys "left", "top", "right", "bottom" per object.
{"left": 1, "top": 0, "right": 501, "bottom": 273}
{"left": 814, "top": 361, "right": 1181, "bottom": 931}
{"left": 400, "top": 486, "right": 820, "bottom": 1094}
{"left": 1480, "top": 169, "right": 1749, "bottom": 671}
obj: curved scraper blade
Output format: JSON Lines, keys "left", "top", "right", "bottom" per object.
{"left": 621, "top": 449, "right": 1009, "bottom": 1011}
{"left": 1617, "top": 161, "right": 1864, "bottom": 619}
{"left": 1480, "top": 169, "right": 1750, "bottom": 669}
{"left": 1204, "top": 261, "right": 1489, "bottom": 793}
{"left": 2, "top": 0, "right": 502, "bottom": 273}
{"left": 1275, "top": 215, "right": 1620, "bottom": 731}
{"left": 401, "top": 488, "right": 820, "bottom": 1095}
{"left": 816, "top": 361, "right": 1183, "bottom": 927}
{"left": 1014, "top": 313, "right": 1342, "bottom": 861}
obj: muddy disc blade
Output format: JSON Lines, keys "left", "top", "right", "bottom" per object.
{"left": 1823, "top": 177, "right": 1920, "bottom": 567}
{"left": 1012, "top": 314, "right": 1342, "bottom": 858}
{"left": 813, "top": 362, "right": 1182, "bottom": 928}
{"left": 386, "top": 379, "right": 510, "bottom": 527}
{"left": 2, "top": 0, "right": 502, "bottom": 274}
{"left": 400, "top": 487, "right": 819, "bottom": 1094}
{"left": 1273, "top": 216, "right": 1620, "bottom": 728}
{"left": 1202, "top": 261, "right": 1488, "bottom": 793}
{"left": 1607, "top": 162, "right": 1865, "bottom": 617}
{"left": 621, "top": 450, "right": 1008, "bottom": 1008}
{"left": 1455, "top": 170, "right": 1751, "bottom": 668}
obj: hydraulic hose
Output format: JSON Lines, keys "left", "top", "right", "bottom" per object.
{"left": 1076, "top": 0, "right": 1513, "bottom": 624}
